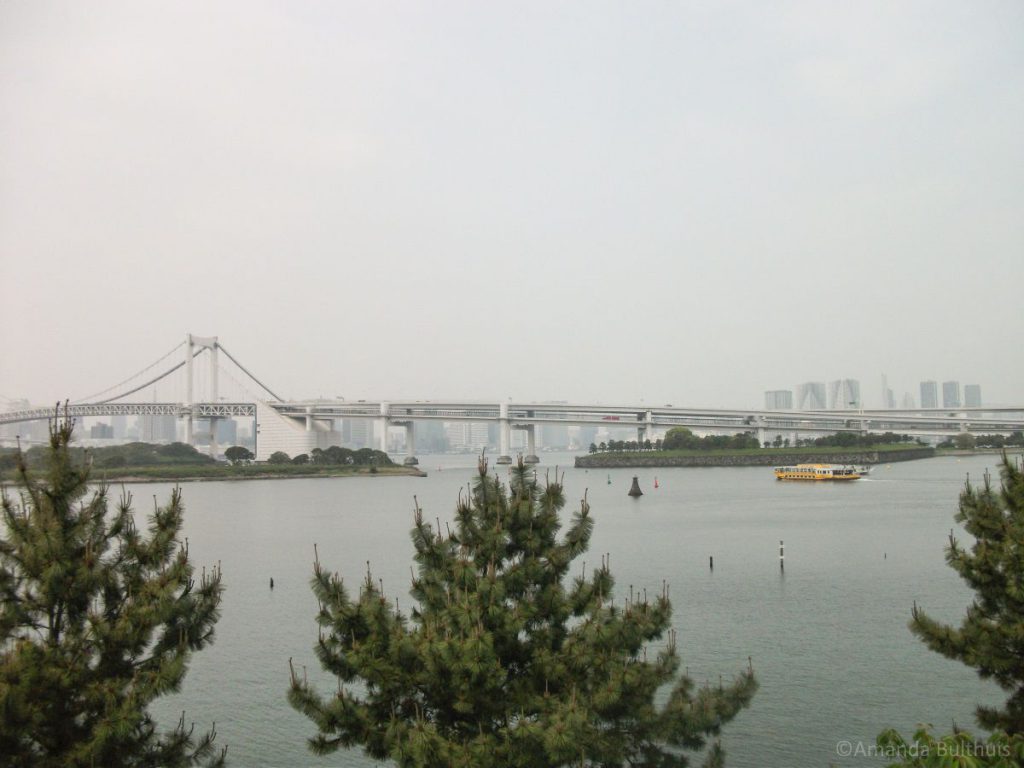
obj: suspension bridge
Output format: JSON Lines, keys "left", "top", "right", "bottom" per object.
{"left": 2, "top": 334, "right": 1023, "bottom": 464}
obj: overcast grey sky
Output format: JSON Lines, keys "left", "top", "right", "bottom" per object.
{"left": 1, "top": 1, "right": 1022, "bottom": 409}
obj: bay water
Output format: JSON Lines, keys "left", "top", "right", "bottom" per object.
{"left": 137, "top": 452, "right": 1005, "bottom": 767}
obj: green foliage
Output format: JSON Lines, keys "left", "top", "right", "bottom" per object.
{"left": 794, "top": 431, "right": 918, "bottom": 448}
{"left": 943, "top": 433, "right": 1024, "bottom": 449}
{"left": 876, "top": 725, "right": 1024, "bottom": 767}
{"left": 268, "top": 451, "right": 292, "bottom": 464}
{"left": 908, "top": 455, "right": 1024, "bottom": 734}
{"left": 660, "top": 429, "right": 759, "bottom": 452}
{"left": 0, "top": 410, "right": 225, "bottom": 767}
{"left": 224, "top": 445, "right": 254, "bottom": 465}
{"left": 307, "top": 446, "right": 392, "bottom": 467}
{"left": 953, "top": 433, "right": 978, "bottom": 450}
{"left": 292, "top": 454, "right": 310, "bottom": 465}
{"left": 12, "top": 441, "right": 217, "bottom": 473}
{"left": 290, "top": 458, "right": 757, "bottom": 767}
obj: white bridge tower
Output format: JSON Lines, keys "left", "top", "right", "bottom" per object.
{"left": 184, "top": 334, "right": 220, "bottom": 455}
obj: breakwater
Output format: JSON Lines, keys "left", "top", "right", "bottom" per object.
{"left": 574, "top": 447, "right": 935, "bottom": 468}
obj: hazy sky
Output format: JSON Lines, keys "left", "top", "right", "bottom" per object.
{"left": 2, "top": 1, "right": 1022, "bottom": 409}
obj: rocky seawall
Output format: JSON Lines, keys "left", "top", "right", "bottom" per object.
{"left": 575, "top": 447, "right": 935, "bottom": 468}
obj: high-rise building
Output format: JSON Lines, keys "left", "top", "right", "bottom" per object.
{"left": 341, "top": 418, "right": 371, "bottom": 448}
{"left": 469, "top": 423, "right": 489, "bottom": 451}
{"left": 445, "top": 423, "right": 469, "bottom": 451}
{"left": 901, "top": 392, "right": 916, "bottom": 410}
{"left": 1, "top": 399, "right": 31, "bottom": 443}
{"left": 416, "top": 421, "right": 448, "bottom": 452}
{"left": 828, "top": 379, "right": 861, "bottom": 410}
{"left": 764, "top": 390, "right": 793, "bottom": 410}
{"left": 540, "top": 424, "right": 569, "bottom": 449}
{"left": 444, "top": 423, "right": 490, "bottom": 452}
{"left": 110, "top": 414, "right": 127, "bottom": 440}
{"left": 920, "top": 381, "right": 938, "bottom": 409}
{"left": 577, "top": 425, "right": 598, "bottom": 449}
{"left": 137, "top": 413, "right": 177, "bottom": 443}
{"left": 964, "top": 384, "right": 982, "bottom": 407}
{"left": 215, "top": 418, "right": 238, "bottom": 446}
{"left": 90, "top": 423, "right": 114, "bottom": 439}
{"left": 796, "top": 382, "right": 826, "bottom": 410}
{"left": 942, "top": 381, "right": 961, "bottom": 409}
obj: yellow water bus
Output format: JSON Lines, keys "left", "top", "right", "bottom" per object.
{"left": 774, "top": 463, "right": 861, "bottom": 481}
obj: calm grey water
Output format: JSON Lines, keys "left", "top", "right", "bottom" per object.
{"left": 137, "top": 453, "right": 1004, "bottom": 768}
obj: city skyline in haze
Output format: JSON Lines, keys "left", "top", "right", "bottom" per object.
{"left": 2, "top": 2, "right": 1023, "bottom": 408}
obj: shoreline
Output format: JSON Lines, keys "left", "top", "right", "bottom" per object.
{"left": 575, "top": 446, "right": 935, "bottom": 469}
{"left": 3, "top": 466, "right": 428, "bottom": 485}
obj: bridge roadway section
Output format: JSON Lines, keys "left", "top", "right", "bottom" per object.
{"left": 2, "top": 401, "right": 1022, "bottom": 465}
{"left": 274, "top": 401, "right": 1024, "bottom": 465}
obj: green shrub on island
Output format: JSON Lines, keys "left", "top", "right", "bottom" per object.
{"left": 10, "top": 439, "right": 218, "bottom": 470}
{"left": 308, "top": 445, "right": 392, "bottom": 466}
{"left": 938, "top": 431, "right": 1023, "bottom": 450}
{"left": 225, "top": 445, "right": 254, "bottom": 465}
{"left": 589, "top": 428, "right": 921, "bottom": 455}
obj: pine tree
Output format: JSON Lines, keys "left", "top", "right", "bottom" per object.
{"left": 290, "top": 458, "right": 756, "bottom": 767}
{"left": 909, "top": 454, "right": 1024, "bottom": 735}
{"left": 0, "top": 407, "right": 226, "bottom": 767}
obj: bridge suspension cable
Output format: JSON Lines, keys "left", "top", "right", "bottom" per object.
{"left": 216, "top": 361, "right": 268, "bottom": 403}
{"left": 216, "top": 343, "right": 282, "bottom": 402}
{"left": 73, "top": 341, "right": 185, "bottom": 403}
{"left": 95, "top": 348, "right": 204, "bottom": 404}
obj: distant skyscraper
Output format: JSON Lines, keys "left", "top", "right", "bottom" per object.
{"left": 942, "top": 381, "right": 961, "bottom": 409}
{"left": 880, "top": 375, "right": 895, "bottom": 409}
{"left": 577, "top": 425, "right": 598, "bottom": 449}
{"left": 342, "top": 418, "right": 370, "bottom": 448}
{"left": 828, "top": 379, "right": 861, "bottom": 410}
{"left": 764, "top": 390, "right": 793, "bottom": 410}
{"left": 919, "top": 381, "right": 938, "bottom": 409}
{"left": 469, "top": 423, "right": 489, "bottom": 450}
{"left": 1, "top": 400, "right": 50, "bottom": 446}
{"left": 416, "top": 421, "right": 448, "bottom": 452}
{"left": 901, "top": 392, "right": 916, "bottom": 410}
{"left": 796, "top": 382, "right": 826, "bottom": 410}
{"left": 90, "top": 423, "right": 114, "bottom": 439}
{"left": 445, "top": 423, "right": 469, "bottom": 451}
{"left": 1, "top": 399, "right": 31, "bottom": 442}
{"left": 964, "top": 384, "right": 982, "bottom": 407}
{"left": 111, "top": 414, "right": 127, "bottom": 440}
{"left": 215, "top": 418, "right": 238, "bottom": 446}
{"left": 137, "top": 413, "right": 176, "bottom": 442}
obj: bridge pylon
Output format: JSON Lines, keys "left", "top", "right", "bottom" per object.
{"left": 185, "top": 334, "right": 219, "bottom": 453}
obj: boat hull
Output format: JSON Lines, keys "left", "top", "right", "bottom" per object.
{"left": 774, "top": 463, "right": 862, "bottom": 481}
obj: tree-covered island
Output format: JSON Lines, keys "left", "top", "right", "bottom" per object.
{"left": 576, "top": 428, "right": 935, "bottom": 469}
{"left": 0, "top": 438, "right": 422, "bottom": 483}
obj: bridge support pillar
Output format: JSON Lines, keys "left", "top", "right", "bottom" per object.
{"left": 403, "top": 422, "right": 418, "bottom": 466}
{"left": 497, "top": 402, "right": 512, "bottom": 464}
{"left": 185, "top": 335, "right": 195, "bottom": 446}
{"left": 757, "top": 427, "right": 767, "bottom": 447}
{"left": 208, "top": 342, "right": 219, "bottom": 457}
{"left": 644, "top": 410, "right": 654, "bottom": 445}
{"left": 524, "top": 424, "right": 539, "bottom": 464}
{"left": 183, "top": 333, "right": 220, "bottom": 454}
{"left": 378, "top": 402, "right": 390, "bottom": 454}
